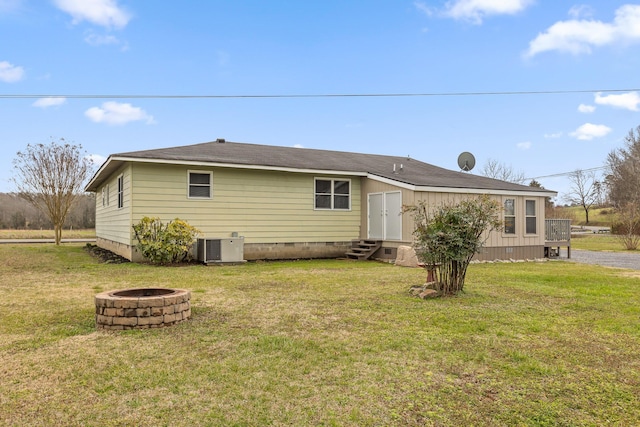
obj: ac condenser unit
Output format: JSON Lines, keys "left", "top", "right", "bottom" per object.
{"left": 197, "top": 237, "right": 244, "bottom": 264}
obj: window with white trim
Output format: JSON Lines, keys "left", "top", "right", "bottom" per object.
{"left": 315, "top": 178, "right": 350, "bottom": 210}
{"left": 504, "top": 198, "right": 515, "bottom": 234}
{"left": 117, "top": 175, "right": 124, "bottom": 208}
{"left": 188, "top": 171, "right": 212, "bottom": 199}
{"left": 101, "top": 185, "right": 109, "bottom": 207}
{"left": 525, "top": 200, "right": 537, "bottom": 234}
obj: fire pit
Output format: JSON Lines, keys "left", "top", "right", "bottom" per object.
{"left": 95, "top": 288, "right": 191, "bottom": 330}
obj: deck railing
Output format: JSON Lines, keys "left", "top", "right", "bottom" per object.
{"left": 545, "top": 219, "right": 571, "bottom": 242}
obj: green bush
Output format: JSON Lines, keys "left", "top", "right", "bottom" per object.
{"left": 132, "top": 217, "right": 200, "bottom": 264}
{"left": 406, "top": 195, "right": 502, "bottom": 295}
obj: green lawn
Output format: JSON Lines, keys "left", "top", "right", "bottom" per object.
{"left": 1, "top": 244, "right": 639, "bottom": 426}
{"left": 554, "top": 206, "right": 617, "bottom": 227}
{"left": 0, "top": 228, "right": 96, "bottom": 239}
{"left": 571, "top": 234, "right": 638, "bottom": 252}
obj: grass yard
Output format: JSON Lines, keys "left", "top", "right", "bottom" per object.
{"left": 571, "top": 234, "right": 637, "bottom": 252}
{"left": 0, "top": 229, "right": 96, "bottom": 240}
{"left": 1, "top": 244, "right": 639, "bottom": 426}
{"left": 555, "top": 206, "right": 617, "bottom": 227}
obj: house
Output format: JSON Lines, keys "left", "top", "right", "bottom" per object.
{"left": 85, "top": 139, "right": 557, "bottom": 262}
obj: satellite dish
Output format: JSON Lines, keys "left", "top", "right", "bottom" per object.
{"left": 457, "top": 152, "right": 476, "bottom": 172}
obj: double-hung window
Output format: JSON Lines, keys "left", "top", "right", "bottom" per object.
{"left": 504, "top": 198, "right": 515, "bottom": 234}
{"left": 525, "top": 200, "right": 537, "bottom": 234}
{"left": 117, "top": 175, "right": 124, "bottom": 208}
{"left": 315, "top": 178, "right": 350, "bottom": 210}
{"left": 102, "top": 184, "right": 109, "bottom": 207}
{"left": 188, "top": 171, "right": 212, "bottom": 199}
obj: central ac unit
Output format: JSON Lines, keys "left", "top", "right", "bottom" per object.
{"left": 197, "top": 237, "right": 244, "bottom": 264}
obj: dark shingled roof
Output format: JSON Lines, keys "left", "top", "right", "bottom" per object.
{"left": 87, "top": 140, "right": 554, "bottom": 194}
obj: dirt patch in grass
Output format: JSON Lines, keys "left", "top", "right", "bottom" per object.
{"left": 620, "top": 271, "right": 640, "bottom": 278}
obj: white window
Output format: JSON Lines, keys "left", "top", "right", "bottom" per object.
{"left": 101, "top": 185, "right": 108, "bottom": 207}
{"left": 117, "top": 175, "right": 124, "bottom": 208}
{"left": 526, "top": 200, "right": 537, "bottom": 234}
{"left": 504, "top": 198, "right": 515, "bottom": 234}
{"left": 315, "top": 178, "right": 350, "bottom": 210}
{"left": 188, "top": 171, "right": 212, "bottom": 199}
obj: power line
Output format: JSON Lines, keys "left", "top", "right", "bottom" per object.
{"left": 525, "top": 166, "right": 606, "bottom": 181}
{"left": 1, "top": 88, "right": 639, "bottom": 100}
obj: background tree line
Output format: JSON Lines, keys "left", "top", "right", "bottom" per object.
{"left": 0, "top": 192, "right": 95, "bottom": 230}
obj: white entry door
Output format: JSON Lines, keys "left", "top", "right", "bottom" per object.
{"left": 368, "top": 192, "right": 402, "bottom": 240}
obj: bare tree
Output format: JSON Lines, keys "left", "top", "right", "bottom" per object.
{"left": 11, "top": 139, "right": 94, "bottom": 244}
{"left": 606, "top": 126, "right": 640, "bottom": 209}
{"left": 615, "top": 202, "right": 640, "bottom": 250}
{"left": 564, "top": 169, "right": 601, "bottom": 224}
{"left": 481, "top": 158, "right": 526, "bottom": 184}
{"left": 606, "top": 126, "right": 640, "bottom": 248}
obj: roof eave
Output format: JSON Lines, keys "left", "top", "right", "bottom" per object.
{"left": 367, "top": 174, "right": 558, "bottom": 197}
{"left": 84, "top": 156, "right": 368, "bottom": 192}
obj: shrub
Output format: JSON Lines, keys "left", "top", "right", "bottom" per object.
{"left": 405, "top": 195, "right": 502, "bottom": 296}
{"left": 612, "top": 203, "right": 640, "bottom": 250}
{"left": 611, "top": 222, "right": 640, "bottom": 236}
{"left": 132, "top": 217, "right": 200, "bottom": 264}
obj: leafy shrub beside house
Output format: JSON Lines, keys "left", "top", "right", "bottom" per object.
{"left": 132, "top": 217, "right": 200, "bottom": 264}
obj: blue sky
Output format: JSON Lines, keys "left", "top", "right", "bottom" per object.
{"left": 1, "top": 0, "right": 640, "bottom": 201}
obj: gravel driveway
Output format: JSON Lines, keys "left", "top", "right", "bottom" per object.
{"left": 568, "top": 249, "right": 640, "bottom": 270}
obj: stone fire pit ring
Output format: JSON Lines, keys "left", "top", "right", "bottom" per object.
{"left": 95, "top": 288, "right": 191, "bottom": 330}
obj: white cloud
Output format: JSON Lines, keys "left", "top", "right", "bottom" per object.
{"left": 441, "top": 0, "right": 534, "bottom": 24}
{"left": 570, "top": 123, "right": 612, "bottom": 140}
{"left": 594, "top": 91, "right": 640, "bottom": 112}
{"left": 84, "top": 32, "right": 118, "bottom": 45}
{"left": 568, "top": 4, "right": 594, "bottom": 19}
{"left": 293, "top": 144, "right": 304, "bottom": 148}
{"left": 517, "top": 141, "right": 531, "bottom": 150}
{"left": 53, "top": 0, "right": 131, "bottom": 29}
{"left": 577, "top": 103, "right": 595, "bottom": 113}
{"left": 525, "top": 4, "right": 640, "bottom": 57}
{"left": 414, "top": 1, "right": 434, "bottom": 17}
{"left": 86, "top": 153, "right": 107, "bottom": 166}
{"left": 544, "top": 132, "right": 563, "bottom": 138}
{"left": 32, "top": 97, "right": 67, "bottom": 108}
{"left": 0, "top": 61, "right": 24, "bottom": 82}
{"left": 85, "top": 101, "right": 155, "bottom": 125}
{"left": 84, "top": 31, "right": 129, "bottom": 50}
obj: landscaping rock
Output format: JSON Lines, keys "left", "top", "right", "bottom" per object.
{"left": 423, "top": 282, "right": 439, "bottom": 291}
{"left": 418, "top": 289, "right": 439, "bottom": 299}
{"left": 409, "top": 283, "right": 441, "bottom": 299}
{"left": 84, "top": 244, "right": 129, "bottom": 264}
{"left": 395, "top": 245, "right": 419, "bottom": 268}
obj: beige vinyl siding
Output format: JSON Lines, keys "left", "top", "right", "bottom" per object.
{"left": 95, "top": 164, "right": 132, "bottom": 245}
{"left": 361, "top": 178, "right": 547, "bottom": 247}
{"left": 129, "top": 163, "right": 361, "bottom": 243}
{"left": 412, "top": 192, "right": 547, "bottom": 248}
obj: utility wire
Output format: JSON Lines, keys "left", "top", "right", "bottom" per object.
{"left": 1, "top": 88, "right": 639, "bottom": 99}
{"left": 525, "top": 166, "right": 606, "bottom": 181}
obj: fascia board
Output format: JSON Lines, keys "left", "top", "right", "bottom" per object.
{"left": 367, "top": 174, "right": 558, "bottom": 198}
{"left": 86, "top": 156, "right": 367, "bottom": 191}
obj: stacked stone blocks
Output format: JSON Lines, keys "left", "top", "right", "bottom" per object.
{"left": 95, "top": 288, "right": 191, "bottom": 330}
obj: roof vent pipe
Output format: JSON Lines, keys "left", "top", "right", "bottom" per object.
{"left": 216, "top": 138, "right": 226, "bottom": 143}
